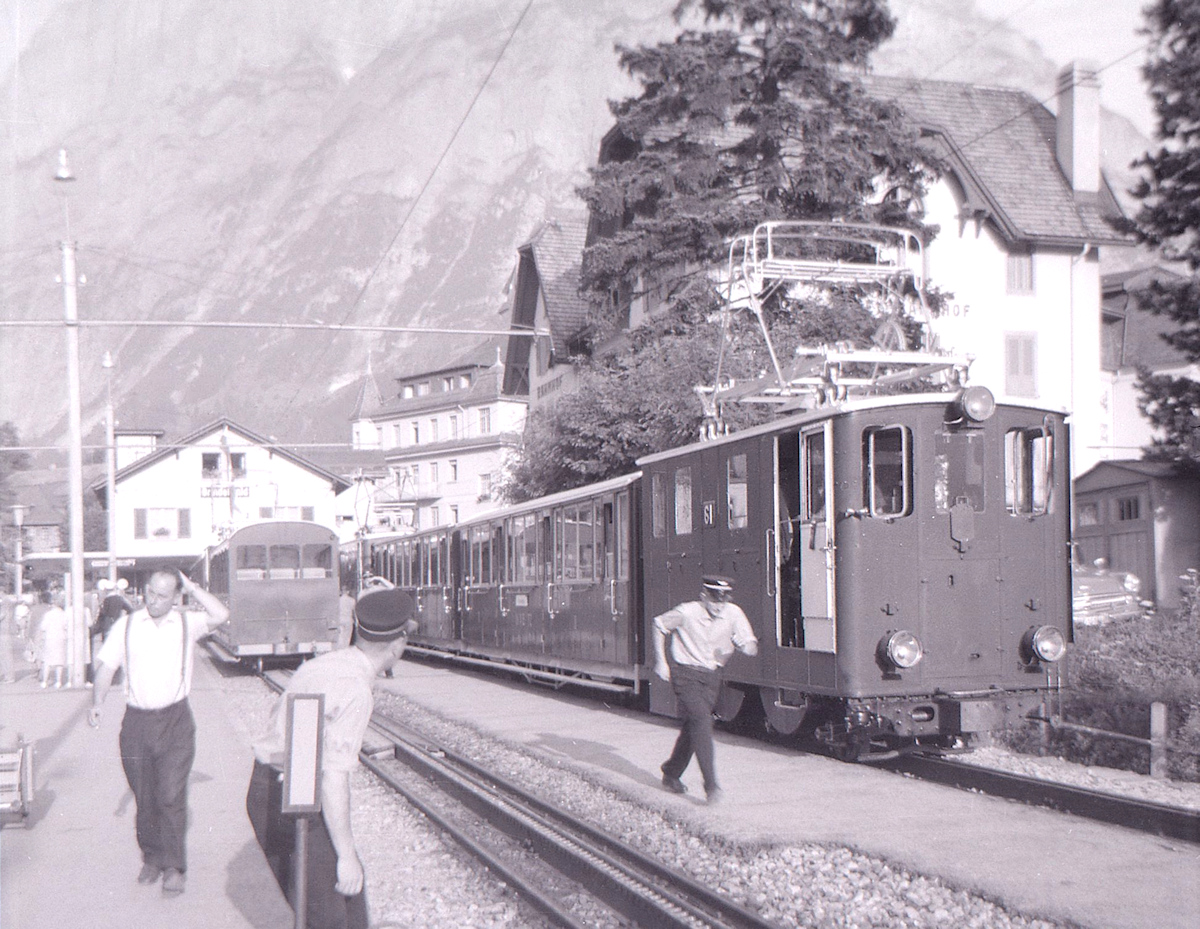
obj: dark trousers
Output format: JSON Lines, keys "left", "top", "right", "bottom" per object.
{"left": 661, "top": 664, "right": 722, "bottom": 792}
{"left": 119, "top": 700, "right": 196, "bottom": 872}
{"left": 246, "top": 760, "right": 369, "bottom": 929}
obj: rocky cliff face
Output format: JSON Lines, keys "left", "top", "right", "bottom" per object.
{"left": 0, "top": 0, "right": 1149, "bottom": 457}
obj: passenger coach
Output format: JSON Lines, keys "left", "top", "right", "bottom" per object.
{"left": 197, "top": 520, "right": 342, "bottom": 667}
{"left": 370, "top": 386, "right": 1072, "bottom": 758}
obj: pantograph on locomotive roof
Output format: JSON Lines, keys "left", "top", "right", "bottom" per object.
{"left": 700, "top": 220, "right": 973, "bottom": 432}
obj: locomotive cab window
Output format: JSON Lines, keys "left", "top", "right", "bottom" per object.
{"left": 675, "top": 467, "right": 694, "bottom": 535}
{"left": 727, "top": 454, "right": 749, "bottom": 529}
{"left": 862, "top": 426, "right": 912, "bottom": 517}
{"left": 651, "top": 473, "right": 666, "bottom": 539}
{"left": 934, "top": 432, "right": 986, "bottom": 512}
{"left": 1004, "top": 427, "right": 1052, "bottom": 515}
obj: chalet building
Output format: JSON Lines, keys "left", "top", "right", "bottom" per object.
{"left": 90, "top": 418, "right": 348, "bottom": 583}
{"left": 352, "top": 339, "right": 527, "bottom": 530}
{"left": 1100, "top": 265, "right": 1198, "bottom": 457}
{"left": 520, "top": 61, "right": 1129, "bottom": 477}
{"left": 865, "top": 63, "right": 1129, "bottom": 476}
{"left": 502, "top": 215, "right": 590, "bottom": 410}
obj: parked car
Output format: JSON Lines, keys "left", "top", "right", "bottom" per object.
{"left": 1072, "top": 549, "right": 1151, "bottom": 626}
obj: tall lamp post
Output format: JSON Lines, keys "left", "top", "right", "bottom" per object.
{"left": 103, "top": 351, "right": 118, "bottom": 585}
{"left": 10, "top": 504, "right": 28, "bottom": 596}
{"left": 56, "top": 149, "right": 87, "bottom": 689}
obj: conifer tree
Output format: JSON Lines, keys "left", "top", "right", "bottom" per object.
{"left": 1130, "top": 0, "right": 1200, "bottom": 467}
{"left": 507, "top": 0, "right": 932, "bottom": 499}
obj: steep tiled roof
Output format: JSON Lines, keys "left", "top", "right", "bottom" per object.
{"left": 520, "top": 215, "right": 589, "bottom": 356}
{"left": 864, "top": 73, "right": 1127, "bottom": 246}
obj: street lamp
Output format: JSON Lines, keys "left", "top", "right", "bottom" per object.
{"left": 103, "top": 351, "right": 118, "bottom": 585}
{"left": 10, "top": 504, "right": 28, "bottom": 596}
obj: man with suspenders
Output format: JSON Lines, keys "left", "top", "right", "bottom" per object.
{"left": 89, "top": 570, "right": 230, "bottom": 896}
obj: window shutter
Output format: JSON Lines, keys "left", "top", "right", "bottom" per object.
{"left": 178, "top": 509, "right": 191, "bottom": 538}
{"left": 134, "top": 509, "right": 147, "bottom": 539}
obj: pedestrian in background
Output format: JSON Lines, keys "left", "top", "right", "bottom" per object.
{"left": 88, "top": 570, "right": 230, "bottom": 897}
{"left": 91, "top": 578, "right": 133, "bottom": 684}
{"left": 652, "top": 574, "right": 758, "bottom": 805}
{"left": 247, "top": 587, "right": 418, "bottom": 929}
{"left": 37, "top": 589, "right": 69, "bottom": 689}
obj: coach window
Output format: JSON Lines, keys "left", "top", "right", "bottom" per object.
{"left": 616, "top": 492, "right": 630, "bottom": 580}
{"left": 934, "top": 432, "right": 986, "bottom": 512}
{"left": 651, "top": 473, "right": 666, "bottom": 538}
{"left": 577, "top": 504, "right": 595, "bottom": 581}
{"left": 1004, "top": 427, "right": 1051, "bottom": 515}
{"left": 269, "top": 545, "right": 300, "bottom": 580}
{"left": 236, "top": 545, "right": 267, "bottom": 580}
{"left": 727, "top": 455, "right": 749, "bottom": 529}
{"left": 302, "top": 544, "right": 333, "bottom": 579}
{"left": 862, "top": 426, "right": 912, "bottom": 517}
{"left": 675, "top": 467, "right": 694, "bottom": 535}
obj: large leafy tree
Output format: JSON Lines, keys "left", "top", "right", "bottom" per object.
{"left": 1130, "top": 0, "right": 1200, "bottom": 467}
{"left": 508, "top": 0, "right": 932, "bottom": 498}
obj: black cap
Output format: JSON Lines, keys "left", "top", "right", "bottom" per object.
{"left": 701, "top": 574, "right": 735, "bottom": 594}
{"left": 353, "top": 588, "right": 417, "bottom": 642}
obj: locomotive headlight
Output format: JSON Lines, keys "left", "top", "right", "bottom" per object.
{"left": 959, "top": 386, "right": 996, "bottom": 422}
{"left": 1021, "top": 625, "right": 1066, "bottom": 665}
{"left": 879, "top": 630, "right": 924, "bottom": 670}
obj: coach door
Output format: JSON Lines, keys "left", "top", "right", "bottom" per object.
{"left": 799, "top": 422, "right": 836, "bottom": 654}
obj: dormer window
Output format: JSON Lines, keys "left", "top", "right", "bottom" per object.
{"left": 458, "top": 374, "right": 471, "bottom": 389}
{"left": 443, "top": 377, "right": 453, "bottom": 391}
{"left": 416, "top": 381, "right": 430, "bottom": 396}
{"left": 402, "top": 384, "right": 414, "bottom": 399}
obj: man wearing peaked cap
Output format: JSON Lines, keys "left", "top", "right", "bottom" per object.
{"left": 653, "top": 574, "right": 757, "bottom": 805}
{"left": 247, "top": 587, "right": 418, "bottom": 929}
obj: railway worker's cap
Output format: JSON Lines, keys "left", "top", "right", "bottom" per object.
{"left": 701, "top": 575, "right": 735, "bottom": 599}
{"left": 353, "top": 587, "right": 418, "bottom": 642}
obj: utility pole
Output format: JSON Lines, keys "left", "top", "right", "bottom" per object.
{"left": 56, "top": 149, "right": 87, "bottom": 689}
{"left": 103, "top": 351, "right": 118, "bottom": 585}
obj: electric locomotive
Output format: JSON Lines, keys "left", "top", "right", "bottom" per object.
{"left": 369, "top": 385, "right": 1071, "bottom": 758}
{"left": 196, "top": 520, "right": 342, "bottom": 667}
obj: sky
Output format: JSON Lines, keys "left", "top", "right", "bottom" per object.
{"left": 970, "top": 0, "right": 1155, "bottom": 136}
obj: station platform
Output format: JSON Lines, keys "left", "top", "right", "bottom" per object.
{"left": 0, "top": 656, "right": 292, "bottom": 929}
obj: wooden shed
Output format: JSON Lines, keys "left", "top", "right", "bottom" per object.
{"left": 1074, "top": 460, "right": 1200, "bottom": 610}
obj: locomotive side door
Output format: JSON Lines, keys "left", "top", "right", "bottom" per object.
{"left": 799, "top": 422, "right": 836, "bottom": 653}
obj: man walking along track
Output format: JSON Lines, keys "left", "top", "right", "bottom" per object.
{"left": 653, "top": 574, "right": 758, "bottom": 805}
{"left": 88, "top": 570, "right": 231, "bottom": 896}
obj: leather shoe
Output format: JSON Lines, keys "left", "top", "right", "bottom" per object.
{"left": 137, "top": 863, "right": 162, "bottom": 885}
{"left": 162, "top": 868, "right": 185, "bottom": 896}
{"left": 661, "top": 774, "right": 687, "bottom": 794}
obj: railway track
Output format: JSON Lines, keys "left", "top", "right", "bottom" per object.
{"left": 881, "top": 753, "right": 1200, "bottom": 845}
{"left": 261, "top": 669, "right": 780, "bottom": 929}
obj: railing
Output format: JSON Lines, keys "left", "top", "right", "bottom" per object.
{"left": 1032, "top": 701, "right": 1182, "bottom": 779}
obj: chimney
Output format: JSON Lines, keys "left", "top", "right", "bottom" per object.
{"left": 1056, "top": 60, "right": 1101, "bottom": 194}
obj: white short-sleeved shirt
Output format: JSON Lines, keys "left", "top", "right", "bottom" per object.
{"left": 653, "top": 600, "right": 757, "bottom": 671}
{"left": 253, "top": 647, "right": 376, "bottom": 773}
{"left": 96, "top": 608, "right": 212, "bottom": 710}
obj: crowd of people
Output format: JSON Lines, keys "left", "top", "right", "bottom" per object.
{"left": 0, "top": 579, "right": 137, "bottom": 687}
